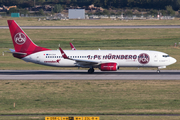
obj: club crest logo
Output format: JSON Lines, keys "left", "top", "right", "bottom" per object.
{"left": 14, "top": 32, "right": 26, "bottom": 45}
{"left": 138, "top": 53, "right": 150, "bottom": 64}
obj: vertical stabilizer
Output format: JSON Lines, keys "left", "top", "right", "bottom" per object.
{"left": 7, "top": 20, "right": 50, "bottom": 55}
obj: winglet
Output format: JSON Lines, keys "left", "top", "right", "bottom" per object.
{"left": 59, "top": 47, "right": 69, "bottom": 59}
{"left": 70, "top": 43, "right": 76, "bottom": 50}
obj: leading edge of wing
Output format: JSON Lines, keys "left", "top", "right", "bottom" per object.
{"left": 59, "top": 47, "right": 100, "bottom": 65}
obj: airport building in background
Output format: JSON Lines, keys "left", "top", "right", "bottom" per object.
{"left": 68, "top": 9, "right": 85, "bottom": 19}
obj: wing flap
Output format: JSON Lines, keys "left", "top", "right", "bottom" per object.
{"left": 73, "top": 59, "right": 100, "bottom": 64}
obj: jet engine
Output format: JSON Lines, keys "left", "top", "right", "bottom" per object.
{"left": 100, "top": 63, "right": 118, "bottom": 71}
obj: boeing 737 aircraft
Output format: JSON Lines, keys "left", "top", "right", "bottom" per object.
{"left": 7, "top": 20, "right": 176, "bottom": 73}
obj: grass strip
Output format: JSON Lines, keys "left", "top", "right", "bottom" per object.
{"left": 0, "top": 80, "right": 180, "bottom": 115}
{"left": 2, "top": 17, "right": 180, "bottom": 26}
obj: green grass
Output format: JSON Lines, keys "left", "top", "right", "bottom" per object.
{"left": 0, "top": 80, "right": 180, "bottom": 115}
{"left": 2, "top": 28, "right": 180, "bottom": 49}
{"left": 1, "top": 17, "right": 180, "bottom": 26}
{"left": 0, "top": 28, "right": 180, "bottom": 70}
{"left": 2, "top": 28, "right": 180, "bottom": 48}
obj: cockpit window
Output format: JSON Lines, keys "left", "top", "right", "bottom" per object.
{"left": 163, "top": 55, "right": 169, "bottom": 57}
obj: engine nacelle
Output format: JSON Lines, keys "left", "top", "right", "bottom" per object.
{"left": 100, "top": 63, "right": 118, "bottom": 71}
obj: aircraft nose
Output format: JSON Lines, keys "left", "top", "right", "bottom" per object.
{"left": 170, "top": 57, "right": 177, "bottom": 64}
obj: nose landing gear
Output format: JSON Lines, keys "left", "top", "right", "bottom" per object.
{"left": 157, "top": 66, "right": 166, "bottom": 73}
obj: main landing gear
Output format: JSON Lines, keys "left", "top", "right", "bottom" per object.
{"left": 88, "top": 68, "right": 94, "bottom": 74}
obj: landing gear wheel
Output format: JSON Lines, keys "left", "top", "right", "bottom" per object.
{"left": 157, "top": 69, "right": 160, "bottom": 73}
{"left": 88, "top": 68, "right": 94, "bottom": 74}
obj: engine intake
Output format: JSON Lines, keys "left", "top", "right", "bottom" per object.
{"left": 100, "top": 63, "right": 117, "bottom": 71}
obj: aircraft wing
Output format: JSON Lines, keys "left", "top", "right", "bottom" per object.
{"left": 59, "top": 47, "right": 101, "bottom": 66}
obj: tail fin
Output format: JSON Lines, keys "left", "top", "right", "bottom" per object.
{"left": 7, "top": 20, "right": 50, "bottom": 55}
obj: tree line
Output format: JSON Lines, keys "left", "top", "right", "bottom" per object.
{"left": 0, "top": 0, "right": 180, "bottom": 11}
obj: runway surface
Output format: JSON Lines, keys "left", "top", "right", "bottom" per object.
{"left": 0, "top": 70, "right": 180, "bottom": 80}
{"left": 1, "top": 25, "right": 180, "bottom": 29}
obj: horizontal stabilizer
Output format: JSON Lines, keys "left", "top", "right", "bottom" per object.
{"left": 4, "top": 51, "right": 27, "bottom": 55}
{"left": 9, "top": 49, "right": 15, "bottom": 52}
